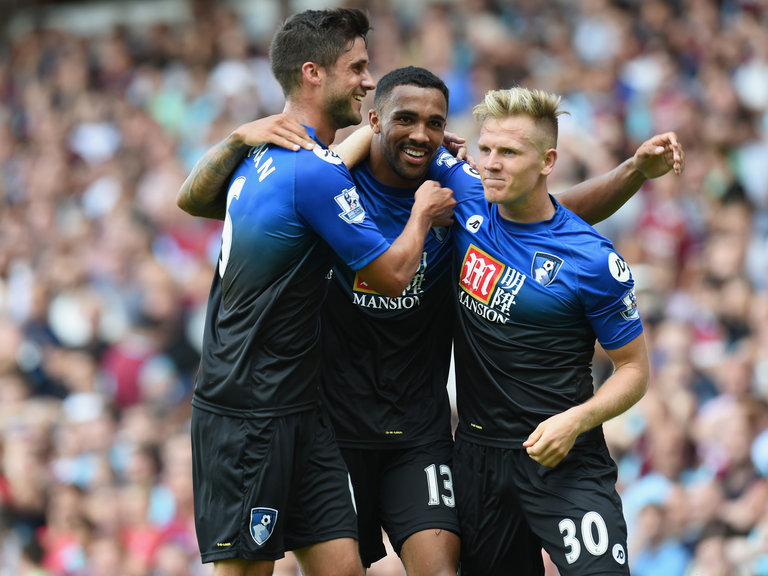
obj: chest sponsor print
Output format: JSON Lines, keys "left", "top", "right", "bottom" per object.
{"left": 353, "top": 272, "right": 377, "bottom": 295}
{"left": 459, "top": 244, "right": 526, "bottom": 315}
{"left": 460, "top": 244, "right": 503, "bottom": 305}
{"left": 351, "top": 251, "right": 428, "bottom": 309}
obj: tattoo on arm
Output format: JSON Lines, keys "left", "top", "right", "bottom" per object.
{"left": 178, "top": 137, "right": 250, "bottom": 220}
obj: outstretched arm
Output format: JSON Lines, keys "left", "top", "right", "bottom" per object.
{"left": 523, "top": 334, "right": 649, "bottom": 467}
{"left": 176, "top": 114, "right": 315, "bottom": 220}
{"left": 557, "top": 132, "right": 685, "bottom": 225}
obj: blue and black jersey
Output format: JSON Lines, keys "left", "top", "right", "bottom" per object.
{"left": 428, "top": 148, "right": 644, "bottom": 447}
{"left": 320, "top": 163, "right": 455, "bottom": 448}
{"left": 193, "top": 128, "right": 390, "bottom": 418}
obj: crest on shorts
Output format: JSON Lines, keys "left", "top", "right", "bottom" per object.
{"left": 250, "top": 507, "right": 278, "bottom": 546}
{"left": 531, "top": 252, "right": 563, "bottom": 286}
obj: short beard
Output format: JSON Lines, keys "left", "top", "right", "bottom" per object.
{"left": 325, "top": 94, "right": 361, "bottom": 130}
{"left": 383, "top": 142, "right": 432, "bottom": 184}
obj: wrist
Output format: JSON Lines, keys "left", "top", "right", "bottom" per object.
{"left": 569, "top": 403, "right": 596, "bottom": 436}
{"left": 410, "top": 205, "right": 436, "bottom": 236}
{"left": 228, "top": 126, "right": 252, "bottom": 151}
{"left": 625, "top": 156, "right": 650, "bottom": 185}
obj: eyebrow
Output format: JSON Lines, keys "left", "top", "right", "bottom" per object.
{"left": 393, "top": 109, "right": 446, "bottom": 122}
{"left": 348, "top": 56, "right": 369, "bottom": 68}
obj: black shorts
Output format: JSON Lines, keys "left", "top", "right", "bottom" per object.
{"left": 340, "top": 438, "right": 459, "bottom": 567}
{"left": 454, "top": 435, "right": 629, "bottom": 576}
{"left": 191, "top": 406, "right": 358, "bottom": 563}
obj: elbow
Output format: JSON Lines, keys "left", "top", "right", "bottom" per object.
{"left": 356, "top": 254, "right": 416, "bottom": 297}
{"left": 379, "top": 267, "right": 419, "bottom": 297}
{"left": 358, "top": 272, "right": 410, "bottom": 298}
{"left": 177, "top": 188, "right": 220, "bottom": 219}
{"left": 637, "top": 376, "right": 650, "bottom": 402}
{"left": 176, "top": 189, "right": 190, "bottom": 211}
{"left": 634, "top": 369, "right": 650, "bottom": 403}
{"left": 374, "top": 277, "right": 408, "bottom": 298}
{"left": 176, "top": 189, "right": 195, "bottom": 215}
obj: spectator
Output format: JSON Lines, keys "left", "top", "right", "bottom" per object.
{"left": 0, "top": 1, "right": 767, "bottom": 573}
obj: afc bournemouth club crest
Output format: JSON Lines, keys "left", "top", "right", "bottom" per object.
{"left": 531, "top": 252, "right": 563, "bottom": 286}
{"left": 250, "top": 507, "right": 278, "bottom": 546}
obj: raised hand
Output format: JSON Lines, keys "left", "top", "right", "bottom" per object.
{"left": 443, "top": 131, "right": 477, "bottom": 169}
{"left": 414, "top": 180, "right": 456, "bottom": 228}
{"left": 633, "top": 131, "right": 685, "bottom": 179}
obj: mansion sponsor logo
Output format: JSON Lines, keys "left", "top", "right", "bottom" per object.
{"left": 352, "top": 292, "right": 422, "bottom": 310}
{"left": 460, "top": 245, "right": 503, "bottom": 305}
{"left": 459, "top": 244, "right": 525, "bottom": 322}
{"left": 351, "top": 251, "right": 427, "bottom": 310}
{"left": 457, "top": 291, "right": 509, "bottom": 323}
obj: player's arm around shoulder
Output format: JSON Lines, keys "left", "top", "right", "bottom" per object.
{"left": 332, "top": 125, "right": 373, "bottom": 169}
{"left": 176, "top": 114, "right": 314, "bottom": 220}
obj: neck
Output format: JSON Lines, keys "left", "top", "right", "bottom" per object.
{"left": 497, "top": 187, "right": 555, "bottom": 223}
{"left": 283, "top": 100, "right": 337, "bottom": 147}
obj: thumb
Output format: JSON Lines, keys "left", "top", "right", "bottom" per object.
{"left": 523, "top": 429, "right": 540, "bottom": 448}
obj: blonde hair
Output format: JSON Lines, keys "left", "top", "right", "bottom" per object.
{"left": 473, "top": 87, "right": 568, "bottom": 151}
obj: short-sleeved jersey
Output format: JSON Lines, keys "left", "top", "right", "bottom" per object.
{"left": 319, "top": 163, "right": 455, "bottom": 448}
{"left": 428, "top": 149, "right": 643, "bottom": 447}
{"left": 193, "top": 129, "right": 390, "bottom": 418}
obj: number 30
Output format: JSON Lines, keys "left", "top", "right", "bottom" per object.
{"left": 558, "top": 511, "right": 609, "bottom": 564}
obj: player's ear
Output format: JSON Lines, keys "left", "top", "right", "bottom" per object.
{"left": 541, "top": 148, "right": 557, "bottom": 176}
{"left": 369, "top": 109, "right": 382, "bottom": 134}
{"left": 302, "top": 61, "right": 323, "bottom": 87}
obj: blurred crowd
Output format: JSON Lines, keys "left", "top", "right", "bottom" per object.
{"left": 0, "top": 0, "right": 767, "bottom": 574}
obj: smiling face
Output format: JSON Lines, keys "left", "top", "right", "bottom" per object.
{"left": 476, "top": 114, "right": 557, "bottom": 222}
{"left": 370, "top": 85, "right": 447, "bottom": 187}
{"left": 322, "top": 36, "right": 376, "bottom": 131}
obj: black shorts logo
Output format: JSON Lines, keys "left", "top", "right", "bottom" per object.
{"left": 250, "top": 507, "right": 278, "bottom": 546}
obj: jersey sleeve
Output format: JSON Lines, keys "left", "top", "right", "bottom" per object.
{"left": 294, "top": 147, "right": 390, "bottom": 271}
{"left": 427, "top": 147, "right": 483, "bottom": 203}
{"left": 580, "top": 244, "right": 644, "bottom": 350}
